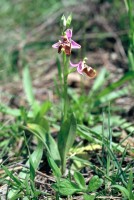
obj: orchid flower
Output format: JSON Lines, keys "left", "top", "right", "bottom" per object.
{"left": 70, "top": 59, "right": 96, "bottom": 78}
{"left": 52, "top": 29, "right": 81, "bottom": 56}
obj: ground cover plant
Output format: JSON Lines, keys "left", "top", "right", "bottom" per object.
{"left": 0, "top": 0, "right": 134, "bottom": 199}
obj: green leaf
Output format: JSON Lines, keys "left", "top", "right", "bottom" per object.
{"left": 58, "top": 112, "right": 77, "bottom": 173}
{"left": 70, "top": 156, "right": 91, "bottom": 167}
{"left": 98, "top": 88, "right": 128, "bottom": 104}
{"left": 47, "top": 156, "right": 61, "bottom": 179}
{"left": 24, "top": 175, "right": 31, "bottom": 196}
{"left": 112, "top": 185, "right": 129, "bottom": 198}
{"left": 128, "top": 50, "right": 134, "bottom": 71}
{"left": 8, "top": 141, "right": 43, "bottom": 199}
{"left": 23, "top": 65, "right": 34, "bottom": 106}
{"left": 29, "top": 156, "right": 36, "bottom": 181}
{"left": 22, "top": 65, "right": 39, "bottom": 115}
{"left": 27, "top": 141, "right": 43, "bottom": 170}
{"left": 0, "top": 103, "right": 21, "bottom": 117}
{"left": 74, "top": 171, "right": 86, "bottom": 189}
{"left": 127, "top": 170, "right": 134, "bottom": 199}
{"left": 90, "top": 68, "right": 107, "bottom": 93}
{"left": 52, "top": 179, "right": 81, "bottom": 195}
{"left": 97, "top": 71, "right": 134, "bottom": 98}
{"left": 88, "top": 175, "right": 103, "bottom": 192}
{"left": 9, "top": 193, "right": 23, "bottom": 199}
{"left": 35, "top": 100, "right": 51, "bottom": 120}
{"left": 27, "top": 123, "right": 61, "bottom": 165}
{"left": 34, "top": 104, "right": 50, "bottom": 132}
{"left": 23, "top": 197, "right": 29, "bottom": 200}
{"left": 77, "top": 125, "right": 100, "bottom": 143}
{"left": 2, "top": 165, "right": 22, "bottom": 187}
{"left": 83, "top": 194, "right": 95, "bottom": 200}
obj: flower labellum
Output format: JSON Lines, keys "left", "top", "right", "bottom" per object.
{"left": 82, "top": 65, "right": 96, "bottom": 78}
{"left": 70, "top": 60, "right": 96, "bottom": 78}
{"left": 57, "top": 36, "right": 71, "bottom": 56}
{"left": 52, "top": 29, "right": 81, "bottom": 56}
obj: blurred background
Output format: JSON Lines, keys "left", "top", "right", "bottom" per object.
{"left": 0, "top": 0, "right": 133, "bottom": 118}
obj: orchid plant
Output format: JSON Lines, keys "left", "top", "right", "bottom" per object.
{"left": 52, "top": 15, "right": 96, "bottom": 174}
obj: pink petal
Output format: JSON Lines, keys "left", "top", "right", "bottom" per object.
{"left": 66, "top": 29, "right": 72, "bottom": 39}
{"left": 70, "top": 60, "right": 79, "bottom": 67}
{"left": 70, "top": 61, "right": 84, "bottom": 75}
{"left": 77, "top": 61, "right": 83, "bottom": 74}
{"left": 77, "top": 69, "right": 83, "bottom": 75}
{"left": 52, "top": 42, "right": 60, "bottom": 48}
{"left": 71, "top": 39, "right": 81, "bottom": 49}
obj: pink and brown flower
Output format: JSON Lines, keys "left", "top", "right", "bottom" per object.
{"left": 52, "top": 29, "right": 81, "bottom": 56}
{"left": 70, "top": 59, "right": 96, "bottom": 78}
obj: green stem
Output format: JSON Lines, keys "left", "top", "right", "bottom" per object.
{"left": 61, "top": 52, "right": 69, "bottom": 174}
{"left": 61, "top": 157, "right": 66, "bottom": 175}
{"left": 56, "top": 192, "right": 59, "bottom": 200}
{"left": 63, "top": 52, "right": 69, "bottom": 121}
